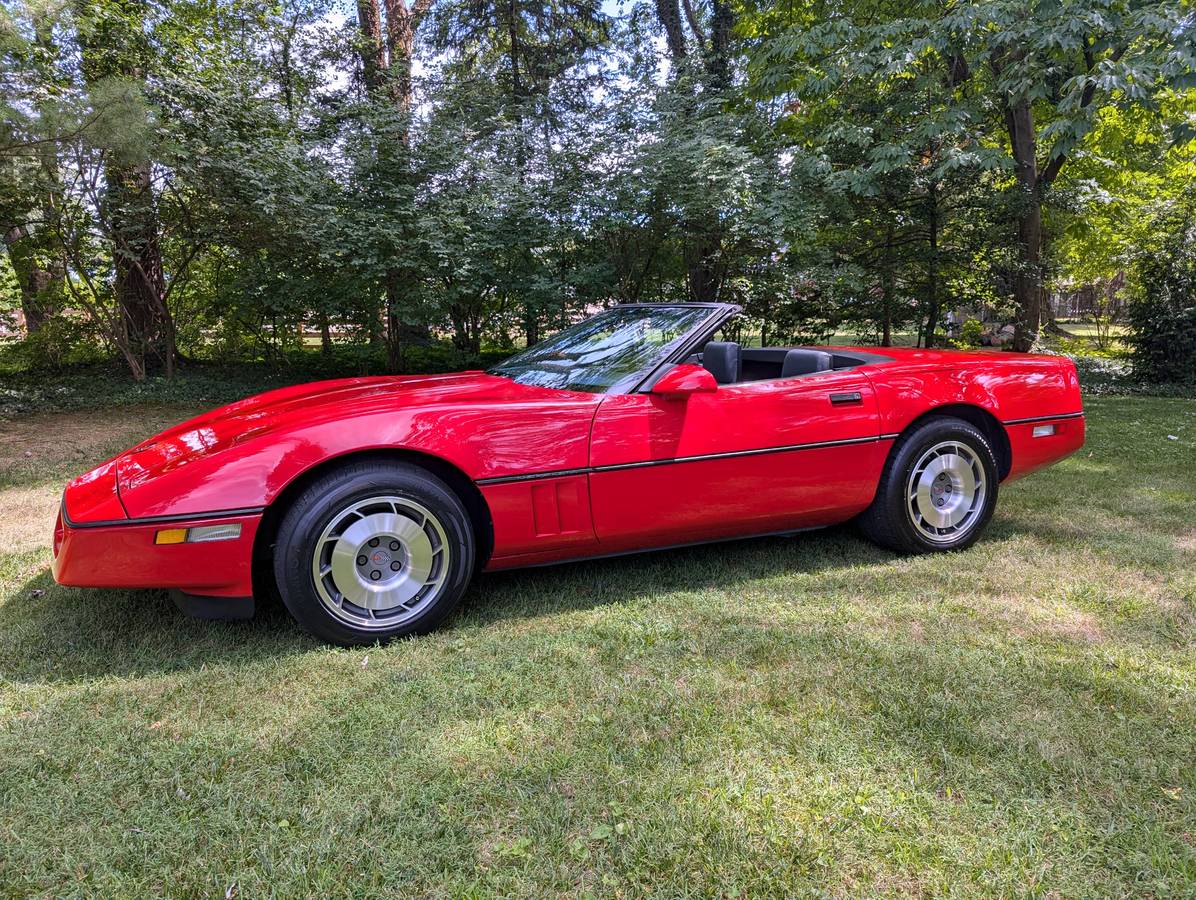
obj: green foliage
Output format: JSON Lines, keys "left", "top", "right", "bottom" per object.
{"left": 0, "top": 0, "right": 1193, "bottom": 382}
{"left": 0, "top": 341, "right": 515, "bottom": 417}
{"left": 0, "top": 314, "right": 106, "bottom": 372}
{"left": 956, "top": 318, "right": 984, "bottom": 349}
{"left": 1067, "top": 354, "right": 1196, "bottom": 397}
{"left": 741, "top": 0, "right": 1195, "bottom": 350}
{"left": 1051, "top": 95, "right": 1196, "bottom": 289}
{"left": 1054, "top": 336, "right": 1124, "bottom": 360}
{"left": 0, "top": 252, "right": 18, "bottom": 317}
{"left": 1127, "top": 195, "right": 1196, "bottom": 385}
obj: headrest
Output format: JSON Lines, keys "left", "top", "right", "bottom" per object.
{"left": 781, "top": 349, "right": 834, "bottom": 377}
{"left": 702, "top": 341, "right": 741, "bottom": 384}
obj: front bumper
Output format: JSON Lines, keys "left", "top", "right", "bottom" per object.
{"left": 52, "top": 503, "right": 262, "bottom": 598}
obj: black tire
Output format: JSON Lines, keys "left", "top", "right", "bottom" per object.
{"left": 857, "top": 416, "right": 999, "bottom": 554}
{"left": 272, "top": 460, "right": 475, "bottom": 646}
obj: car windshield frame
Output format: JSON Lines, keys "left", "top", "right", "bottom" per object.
{"left": 487, "top": 303, "right": 739, "bottom": 395}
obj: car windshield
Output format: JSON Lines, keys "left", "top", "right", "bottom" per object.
{"left": 489, "top": 305, "right": 715, "bottom": 393}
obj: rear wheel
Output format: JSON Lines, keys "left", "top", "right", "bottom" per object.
{"left": 858, "top": 417, "right": 998, "bottom": 554}
{"left": 273, "top": 460, "right": 475, "bottom": 645}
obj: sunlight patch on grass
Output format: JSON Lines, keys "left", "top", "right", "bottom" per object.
{"left": 0, "top": 484, "right": 58, "bottom": 552}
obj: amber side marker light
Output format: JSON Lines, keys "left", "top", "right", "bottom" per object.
{"left": 155, "top": 524, "right": 242, "bottom": 545}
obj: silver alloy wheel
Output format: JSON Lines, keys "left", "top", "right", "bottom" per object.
{"left": 906, "top": 440, "right": 987, "bottom": 544}
{"left": 310, "top": 495, "right": 450, "bottom": 630}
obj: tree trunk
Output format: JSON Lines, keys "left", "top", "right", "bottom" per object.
{"left": 354, "top": 0, "right": 435, "bottom": 371}
{"left": 106, "top": 159, "right": 176, "bottom": 377}
{"left": 3, "top": 11, "right": 68, "bottom": 335}
{"left": 685, "top": 231, "right": 721, "bottom": 302}
{"left": 356, "top": 0, "right": 386, "bottom": 90}
{"left": 1004, "top": 99, "right": 1043, "bottom": 353}
{"left": 523, "top": 311, "right": 539, "bottom": 347}
{"left": 3, "top": 226, "right": 60, "bottom": 334}
{"left": 656, "top": 0, "right": 734, "bottom": 308}
{"left": 654, "top": 0, "right": 687, "bottom": 61}
{"left": 21, "top": 10, "right": 65, "bottom": 333}
{"left": 922, "top": 186, "right": 940, "bottom": 348}
{"left": 1036, "top": 230, "right": 1076, "bottom": 338}
{"left": 501, "top": 0, "right": 541, "bottom": 350}
{"left": 707, "top": 0, "right": 732, "bottom": 89}
{"left": 880, "top": 222, "right": 894, "bottom": 347}
{"left": 450, "top": 304, "right": 482, "bottom": 354}
{"left": 368, "top": 310, "right": 384, "bottom": 348}
{"left": 384, "top": 273, "right": 404, "bottom": 371}
{"left": 78, "top": 0, "right": 176, "bottom": 378}
{"left": 383, "top": 0, "right": 417, "bottom": 110}
{"left": 1039, "top": 302, "right": 1075, "bottom": 337}
{"left": 320, "top": 313, "right": 332, "bottom": 354}
{"left": 1012, "top": 205, "right": 1043, "bottom": 351}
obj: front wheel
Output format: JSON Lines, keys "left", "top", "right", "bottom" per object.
{"left": 272, "top": 460, "right": 475, "bottom": 646}
{"left": 858, "top": 417, "right": 999, "bottom": 554}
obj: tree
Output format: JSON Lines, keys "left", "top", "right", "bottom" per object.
{"left": 76, "top": 0, "right": 180, "bottom": 376}
{"left": 1126, "top": 186, "right": 1196, "bottom": 384}
{"left": 0, "top": 4, "right": 65, "bottom": 333}
{"left": 429, "top": 0, "right": 610, "bottom": 342}
{"left": 350, "top": 0, "right": 436, "bottom": 368}
{"left": 2, "top": 0, "right": 1191, "bottom": 378}
{"left": 1051, "top": 91, "right": 1196, "bottom": 328}
{"left": 744, "top": 0, "right": 1195, "bottom": 350}
{"left": 647, "top": 0, "right": 744, "bottom": 303}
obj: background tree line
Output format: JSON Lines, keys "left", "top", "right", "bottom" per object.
{"left": 1, "top": 0, "right": 1193, "bottom": 382}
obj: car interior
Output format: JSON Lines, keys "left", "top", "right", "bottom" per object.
{"left": 686, "top": 341, "right": 892, "bottom": 385}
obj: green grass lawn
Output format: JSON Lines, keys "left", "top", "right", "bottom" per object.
{"left": 1057, "top": 320, "right": 1130, "bottom": 339}
{"left": 1, "top": 395, "right": 1194, "bottom": 896}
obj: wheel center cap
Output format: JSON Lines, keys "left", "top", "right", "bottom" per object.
{"left": 354, "top": 536, "right": 406, "bottom": 582}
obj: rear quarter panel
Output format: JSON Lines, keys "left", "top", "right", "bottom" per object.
{"left": 863, "top": 353, "right": 1084, "bottom": 481}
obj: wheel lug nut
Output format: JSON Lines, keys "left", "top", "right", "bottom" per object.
{"left": 390, "top": 541, "right": 399, "bottom": 551}
{"left": 357, "top": 555, "right": 367, "bottom": 566}
{"left": 390, "top": 561, "right": 401, "bottom": 571}
{"left": 368, "top": 538, "right": 380, "bottom": 547}
{"left": 370, "top": 570, "right": 381, "bottom": 580}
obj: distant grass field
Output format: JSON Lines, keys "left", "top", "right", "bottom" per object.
{"left": 1057, "top": 319, "right": 1130, "bottom": 339}
{"left": 1, "top": 395, "right": 1194, "bottom": 896}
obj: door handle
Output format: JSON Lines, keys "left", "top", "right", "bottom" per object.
{"left": 829, "top": 391, "right": 863, "bottom": 406}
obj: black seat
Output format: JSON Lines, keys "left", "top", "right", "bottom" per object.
{"left": 781, "top": 349, "right": 833, "bottom": 377}
{"left": 703, "top": 341, "right": 741, "bottom": 384}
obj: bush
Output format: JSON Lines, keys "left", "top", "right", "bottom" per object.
{"left": 0, "top": 315, "right": 106, "bottom": 374}
{"left": 1127, "top": 199, "right": 1196, "bottom": 385}
{"left": 1053, "top": 336, "right": 1125, "bottom": 360}
{"left": 947, "top": 317, "right": 985, "bottom": 349}
{"left": 402, "top": 342, "right": 510, "bottom": 374}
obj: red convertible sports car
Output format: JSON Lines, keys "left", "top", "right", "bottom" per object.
{"left": 53, "top": 303, "right": 1085, "bottom": 645}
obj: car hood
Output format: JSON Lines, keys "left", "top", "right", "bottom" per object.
{"left": 113, "top": 371, "right": 573, "bottom": 507}
{"left": 90, "top": 368, "right": 601, "bottom": 521}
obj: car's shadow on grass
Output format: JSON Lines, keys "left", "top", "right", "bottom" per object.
{"left": 1, "top": 525, "right": 893, "bottom": 684}
{"left": 7, "top": 508, "right": 1188, "bottom": 686}
{"left": 462, "top": 524, "right": 890, "bottom": 627}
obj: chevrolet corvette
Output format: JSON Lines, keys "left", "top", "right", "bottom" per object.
{"left": 53, "top": 303, "right": 1085, "bottom": 645}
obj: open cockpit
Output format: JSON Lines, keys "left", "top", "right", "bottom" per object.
{"left": 686, "top": 342, "right": 892, "bottom": 385}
